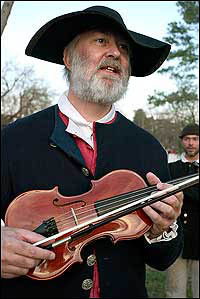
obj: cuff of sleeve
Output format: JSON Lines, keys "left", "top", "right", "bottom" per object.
{"left": 144, "top": 221, "right": 178, "bottom": 244}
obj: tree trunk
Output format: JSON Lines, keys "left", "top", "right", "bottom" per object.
{"left": 1, "top": 1, "right": 14, "bottom": 36}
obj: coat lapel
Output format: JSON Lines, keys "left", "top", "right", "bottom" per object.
{"left": 50, "top": 105, "right": 86, "bottom": 166}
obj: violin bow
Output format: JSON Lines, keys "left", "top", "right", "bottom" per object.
{"left": 33, "top": 173, "right": 199, "bottom": 249}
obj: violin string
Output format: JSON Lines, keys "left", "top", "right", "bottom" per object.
{"left": 55, "top": 193, "right": 141, "bottom": 230}
{"left": 53, "top": 172, "right": 196, "bottom": 224}
{"left": 34, "top": 174, "right": 198, "bottom": 247}
{"left": 57, "top": 173, "right": 196, "bottom": 221}
{"left": 49, "top": 174, "right": 198, "bottom": 231}
{"left": 52, "top": 184, "right": 154, "bottom": 229}
{"left": 52, "top": 185, "right": 152, "bottom": 230}
{"left": 51, "top": 173, "right": 199, "bottom": 241}
{"left": 53, "top": 174, "right": 198, "bottom": 231}
{"left": 51, "top": 173, "right": 198, "bottom": 230}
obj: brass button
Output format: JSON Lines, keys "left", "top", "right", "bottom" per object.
{"left": 87, "top": 254, "right": 96, "bottom": 266}
{"left": 184, "top": 213, "right": 187, "bottom": 217}
{"left": 82, "top": 278, "right": 93, "bottom": 290}
{"left": 82, "top": 167, "right": 90, "bottom": 176}
{"left": 184, "top": 220, "right": 187, "bottom": 224}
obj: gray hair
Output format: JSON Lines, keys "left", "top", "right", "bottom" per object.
{"left": 63, "top": 34, "right": 81, "bottom": 82}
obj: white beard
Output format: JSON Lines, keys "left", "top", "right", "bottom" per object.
{"left": 70, "top": 52, "right": 130, "bottom": 105}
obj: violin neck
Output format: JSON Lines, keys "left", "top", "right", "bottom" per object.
{"left": 95, "top": 173, "right": 199, "bottom": 217}
{"left": 32, "top": 173, "right": 199, "bottom": 249}
{"left": 70, "top": 173, "right": 199, "bottom": 244}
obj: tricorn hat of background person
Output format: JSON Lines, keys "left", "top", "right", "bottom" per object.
{"left": 25, "top": 6, "right": 171, "bottom": 77}
{"left": 179, "top": 124, "right": 199, "bottom": 139}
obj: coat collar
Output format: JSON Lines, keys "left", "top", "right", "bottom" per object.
{"left": 50, "top": 105, "right": 86, "bottom": 166}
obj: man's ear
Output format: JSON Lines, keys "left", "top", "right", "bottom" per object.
{"left": 63, "top": 48, "right": 71, "bottom": 71}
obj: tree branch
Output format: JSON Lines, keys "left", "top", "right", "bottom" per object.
{"left": 1, "top": 1, "right": 14, "bottom": 36}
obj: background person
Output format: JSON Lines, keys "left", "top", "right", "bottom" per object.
{"left": 165, "top": 123, "right": 199, "bottom": 298}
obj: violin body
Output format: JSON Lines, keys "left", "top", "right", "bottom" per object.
{"left": 5, "top": 169, "right": 152, "bottom": 280}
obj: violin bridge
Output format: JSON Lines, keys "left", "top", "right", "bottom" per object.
{"left": 71, "top": 208, "right": 79, "bottom": 225}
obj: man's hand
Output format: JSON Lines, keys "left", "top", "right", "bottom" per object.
{"left": 1, "top": 226, "right": 55, "bottom": 279}
{"left": 142, "top": 172, "right": 183, "bottom": 239}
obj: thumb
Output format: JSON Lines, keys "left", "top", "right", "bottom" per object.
{"left": 146, "top": 172, "right": 161, "bottom": 185}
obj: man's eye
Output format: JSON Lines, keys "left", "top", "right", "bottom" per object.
{"left": 96, "top": 38, "right": 106, "bottom": 44}
{"left": 119, "top": 43, "right": 128, "bottom": 52}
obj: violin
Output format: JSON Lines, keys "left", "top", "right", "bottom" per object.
{"left": 5, "top": 169, "right": 199, "bottom": 280}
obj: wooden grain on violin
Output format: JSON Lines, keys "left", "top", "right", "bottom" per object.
{"left": 5, "top": 169, "right": 199, "bottom": 280}
{"left": 5, "top": 170, "right": 152, "bottom": 280}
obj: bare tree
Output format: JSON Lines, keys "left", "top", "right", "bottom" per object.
{"left": 1, "top": 1, "right": 14, "bottom": 36}
{"left": 1, "top": 61, "right": 56, "bottom": 127}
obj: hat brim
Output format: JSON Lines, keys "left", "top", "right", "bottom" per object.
{"left": 25, "top": 10, "right": 171, "bottom": 77}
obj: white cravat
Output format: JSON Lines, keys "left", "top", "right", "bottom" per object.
{"left": 58, "top": 91, "right": 116, "bottom": 148}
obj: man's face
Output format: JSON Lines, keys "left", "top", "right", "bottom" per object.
{"left": 65, "top": 30, "right": 131, "bottom": 104}
{"left": 181, "top": 135, "right": 199, "bottom": 158}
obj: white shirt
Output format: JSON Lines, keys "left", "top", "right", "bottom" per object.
{"left": 58, "top": 91, "right": 116, "bottom": 148}
{"left": 180, "top": 152, "right": 199, "bottom": 163}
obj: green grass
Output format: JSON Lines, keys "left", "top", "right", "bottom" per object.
{"left": 146, "top": 266, "right": 192, "bottom": 298}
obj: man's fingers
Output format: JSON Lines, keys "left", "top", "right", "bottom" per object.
{"left": 146, "top": 172, "right": 161, "bottom": 185}
{"left": 17, "top": 228, "right": 50, "bottom": 244}
{"left": 18, "top": 240, "right": 55, "bottom": 261}
{"left": 2, "top": 227, "right": 56, "bottom": 261}
{"left": 4, "top": 250, "right": 42, "bottom": 269}
{"left": 1, "top": 264, "right": 29, "bottom": 277}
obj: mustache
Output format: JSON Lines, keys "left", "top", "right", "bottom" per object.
{"left": 96, "top": 58, "right": 123, "bottom": 74}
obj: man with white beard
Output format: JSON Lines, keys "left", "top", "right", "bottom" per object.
{"left": 1, "top": 6, "right": 184, "bottom": 299}
{"left": 67, "top": 32, "right": 131, "bottom": 105}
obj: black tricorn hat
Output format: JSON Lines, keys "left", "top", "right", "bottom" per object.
{"left": 25, "top": 5, "right": 171, "bottom": 77}
{"left": 179, "top": 124, "right": 199, "bottom": 139}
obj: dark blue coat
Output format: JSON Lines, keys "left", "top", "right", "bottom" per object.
{"left": 169, "top": 160, "right": 199, "bottom": 260}
{"left": 1, "top": 105, "right": 183, "bottom": 298}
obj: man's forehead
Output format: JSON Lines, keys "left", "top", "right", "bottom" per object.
{"left": 183, "top": 135, "right": 199, "bottom": 138}
{"left": 80, "top": 27, "right": 129, "bottom": 42}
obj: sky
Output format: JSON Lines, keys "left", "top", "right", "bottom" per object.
{"left": 1, "top": 1, "right": 182, "bottom": 120}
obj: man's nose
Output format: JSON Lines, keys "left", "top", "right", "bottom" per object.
{"left": 188, "top": 140, "right": 195, "bottom": 146}
{"left": 105, "top": 43, "right": 121, "bottom": 59}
